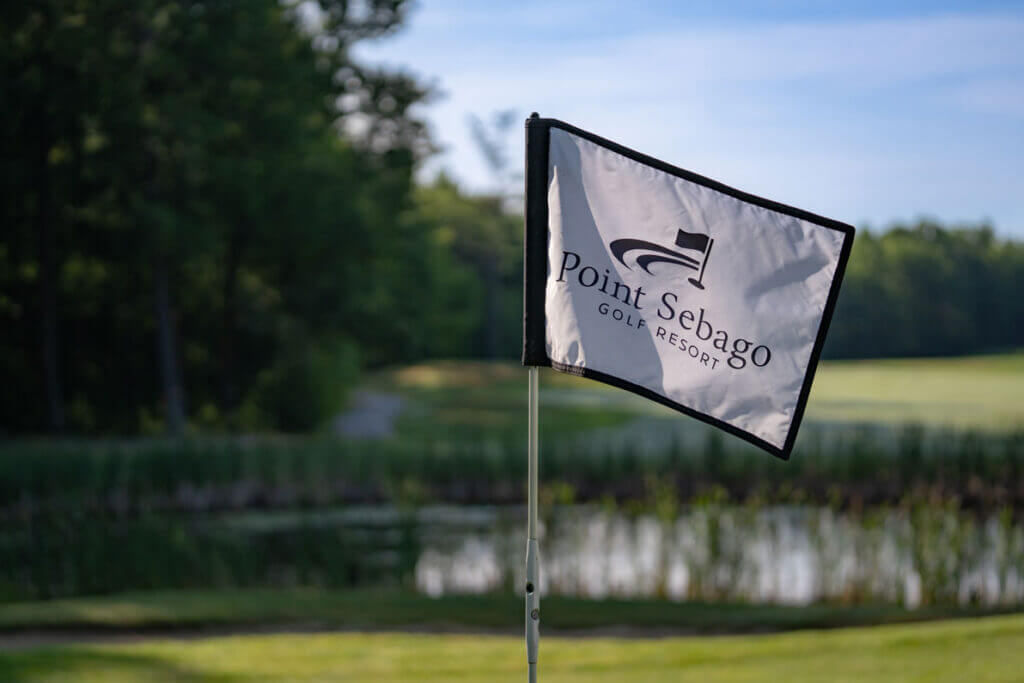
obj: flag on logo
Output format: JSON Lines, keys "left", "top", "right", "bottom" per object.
{"left": 522, "top": 117, "right": 854, "bottom": 459}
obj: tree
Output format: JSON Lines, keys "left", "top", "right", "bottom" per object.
{"left": 824, "top": 221, "right": 1024, "bottom": 358}
{"left": 415, "top": 175, "right": 522, "bottom": 359}
{"left": 0, "top": 0, "right": 435, "bottom": 434}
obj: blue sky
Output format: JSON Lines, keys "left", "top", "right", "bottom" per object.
{"left": 354, "top": 1, "right": 1024, "bottom": 235}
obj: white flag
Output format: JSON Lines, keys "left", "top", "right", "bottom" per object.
{"left": 523, "top": 117, "right": 854, "bottom": 459}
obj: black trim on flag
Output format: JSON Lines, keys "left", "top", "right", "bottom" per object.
{"left": 522, "top": 114, "right": 550, "bottom": 366}
{"left": 522, "top": 115, "right": 855, "bottom": 461}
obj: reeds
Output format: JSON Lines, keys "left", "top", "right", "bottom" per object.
{"left": 1, "top": 424, "right": 1019, "bottom": 515}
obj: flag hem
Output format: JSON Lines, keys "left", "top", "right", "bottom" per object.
{"left": 522, "top": 115, "right": 551, "bottom": 366}
{"left": 548, "top": 358, "right": 787, "bottom": 458}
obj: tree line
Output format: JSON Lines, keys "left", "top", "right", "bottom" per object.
{"left": 824, "top": 222, "right": 1024, "bottom": 359}
{"left": 2, "top": 2, "right": 1021, "bottom": 436}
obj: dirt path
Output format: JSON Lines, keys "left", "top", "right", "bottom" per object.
{"left": 330, "top": 391, "right": 405, "bottom": 438}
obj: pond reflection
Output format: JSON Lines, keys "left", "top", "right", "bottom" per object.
{"left": 408, "top": 504, "right": 1024, "bottom": 607}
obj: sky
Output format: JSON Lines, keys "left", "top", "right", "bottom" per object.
{"left": 354, "top": 0, "right": 1024, "bottom": 235}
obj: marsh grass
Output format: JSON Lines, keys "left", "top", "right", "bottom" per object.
{"left": 1, "top": 423, "right": 1019, "bottom": 517}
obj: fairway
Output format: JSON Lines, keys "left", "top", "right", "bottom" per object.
{"left": 2, "top": 614, "right": 1022, "bottom": 682}
{"left": 373, "top": 352, "right": 1024, "bottom": 435}
{"left": 807, "top": 353, "right": 1024, "bottom": 428}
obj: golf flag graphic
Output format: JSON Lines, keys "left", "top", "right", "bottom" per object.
{"left": 523, "top": 117, "right": 854, "bottom": 459}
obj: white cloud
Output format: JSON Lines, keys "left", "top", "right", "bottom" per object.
{"left": 356, "top": 9, "right": 1024, "bottom": 233}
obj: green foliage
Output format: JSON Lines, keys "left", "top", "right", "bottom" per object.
{"left": 0, "top": 1, "right": 436, "bottom": 434}
{"left": 414, "top": 175, "right": 523, "bottom": 359}
{"left": 243, "top": 336, "right": 361, "bottom": 432}
{"left": 826, "top": 222, "right": 1024, "bottom": 358}
{"left": 2, "top": 3, "right": 1023, "bottom": 437}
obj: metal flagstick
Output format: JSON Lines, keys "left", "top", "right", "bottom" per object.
{"left": 523, "top": 112, "right": 546, "bottom": 683}
{"left": 526, "top": 366, "right": 540, "bottom": 682}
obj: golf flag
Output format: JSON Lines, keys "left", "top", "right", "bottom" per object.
{"left": 522, "top": 117, "right": 854, "bottom": 459}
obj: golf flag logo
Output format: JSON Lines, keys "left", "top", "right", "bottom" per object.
{"left": 610, "top": 229, "right": 714, "bottom": 289}
{"left": 522, "top": 117, "right": 854, "bottom": 459}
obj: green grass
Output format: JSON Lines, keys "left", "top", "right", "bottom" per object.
{"left": 370, "top": 352, "right": 1024, "bottom": 433}
{"left": 2, "top": 613, "right": 1023, "bottom": 681}
{"left": 808, "top": 353, "right": 1024, "bottom": 428}
{"left": 367, "top": 360, "right": 638, "bottom": 440}
{"left": 0, "top": 589, "right": 1008, "bottom": 634}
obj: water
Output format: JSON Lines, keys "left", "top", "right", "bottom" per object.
{"left": 218, "top": 503, "right": 1024, "bottom": 607}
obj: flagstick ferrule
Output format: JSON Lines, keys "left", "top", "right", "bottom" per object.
{"left": 526, "top": 538, "right": 539, "bottom": 661}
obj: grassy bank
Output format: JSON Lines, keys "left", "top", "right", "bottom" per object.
{"left": 1, "top": 612, "right": 1022, "bottom": 681}
{"left": 0, "top": 589, "right": 1006, "bottom": 635}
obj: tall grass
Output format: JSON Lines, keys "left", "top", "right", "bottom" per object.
{"left": 0, "top": 510, "right": 420, "bottom": 601}
{"left": 1, "top": 424, "right": 1020, "bottom": 514}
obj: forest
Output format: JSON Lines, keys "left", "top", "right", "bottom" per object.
{"left": 3, "top": 1, "right": 1022, "bottom": 436}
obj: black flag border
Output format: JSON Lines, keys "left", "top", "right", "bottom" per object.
{"left": 523, "top": 116, "right": 855, "bottom": 460}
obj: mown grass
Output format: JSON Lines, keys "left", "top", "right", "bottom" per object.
{"left": 0, "top": 588, "right": 1003, "bottom": 634}
{"left": 1, "top": 613, "right": 1023, "bottom": 682}
{"left": 369, "top": 353, "right": 1024, "bottom": 433}
{"left": 808, "top": 353, "right": 1024, "bottom": 428}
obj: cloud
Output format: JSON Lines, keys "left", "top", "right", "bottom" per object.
{"left": 356, "top": 9, "right": 1024, "bottom": 233}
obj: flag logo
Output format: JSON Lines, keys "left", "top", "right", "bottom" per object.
{"left": 610, "top": 229, "right": 715, "bottom": 290}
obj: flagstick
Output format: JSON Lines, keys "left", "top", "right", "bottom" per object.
{"left": 526, "top": 366, "right": 540, "bottom": 682}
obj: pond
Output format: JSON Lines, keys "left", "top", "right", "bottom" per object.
{"left": 216, "top": 503, "right": 1024, "bottom": 607}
